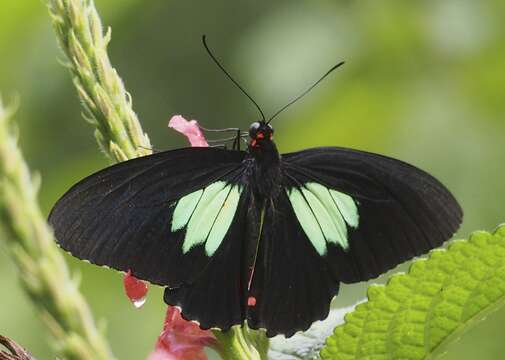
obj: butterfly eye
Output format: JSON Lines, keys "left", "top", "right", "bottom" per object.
{"left": 249, "top": 122, "right": 261, "bottom": 138}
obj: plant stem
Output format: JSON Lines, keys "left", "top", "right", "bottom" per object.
{"left": 0, "top": 334, "right": 37, "bottom": 360}
{"left": 0, "top": 99, "right": 115, "bottom": 360}
{"left": 46, "top": 0, "right": 152, "bottom": 162}
{"left": 213, "top": 327, "right": 269, "bottom": 360}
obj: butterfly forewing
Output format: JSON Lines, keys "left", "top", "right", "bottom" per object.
{"left": 282, "top": 147, "right": 463, "bottom": 282}
{"left": 48, "top": 147, "right": 248, "bottom": 287}
{"left": 286, "top": 182, "right": 358, "bottom": 254}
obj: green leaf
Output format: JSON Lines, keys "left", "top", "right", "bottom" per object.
{"left": 321, "top": 225, "right": 505, "bottom": 360}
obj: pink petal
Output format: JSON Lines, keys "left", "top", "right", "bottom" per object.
{"left": 148, "top": 348, "right": 207, "bottom": 360}
{"left": 148, "top": 349, "right": 177, "bottom": 360}
{"left": 168, "top": 115, "right": 209, "bottom": 147}
{"left": 123, "top": 270, "right": 149, "bottom": 308}
{"left": 148, "top": 307, "right": 217, "bottom": 360}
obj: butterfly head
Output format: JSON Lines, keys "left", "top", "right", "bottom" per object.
{"left": 249, "top": 121, "right": 274, "bottom": 148}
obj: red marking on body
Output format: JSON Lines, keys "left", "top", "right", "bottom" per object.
{"left": 251, "top": 139, "right": 257, "bottom": 147}
{"left": 248, "top": 296, "right": 257, "bottom": 307}
{"left": 256, "top": 132, "right": 265, "bottom": 139}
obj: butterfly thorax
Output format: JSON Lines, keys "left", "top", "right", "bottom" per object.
{"left": 247, "top": 128, "right": 282, "bottom": 201}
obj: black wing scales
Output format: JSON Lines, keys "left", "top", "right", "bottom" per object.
{"left": 281, "top": 147, "right": 462, "bottom": 283}
{"left": 246, "top": 193, "right": 339, "bottom": 337}
{"left": 163, "top": 192, "right": 253, "bottom": 331}
{"left": 48, "top": 147, "right": 247, "bottom": 287}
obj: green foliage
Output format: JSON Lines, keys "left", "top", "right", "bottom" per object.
{"left": 321, "top": 225, "right": 505, "bottom": 360}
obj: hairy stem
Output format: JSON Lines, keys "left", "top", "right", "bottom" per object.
{"left": 47, "top": 0, "right": 152, "bottom": 162}
{"left": 0, "top": 99, "right": 115, "bottom": 359}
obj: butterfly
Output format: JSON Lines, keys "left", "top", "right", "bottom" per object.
{"left": 48, "top": 37, "right": 462, "bottom": 337}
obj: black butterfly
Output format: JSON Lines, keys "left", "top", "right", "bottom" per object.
{"left": 48, "top": 38, "right": 462, "bottom": 338}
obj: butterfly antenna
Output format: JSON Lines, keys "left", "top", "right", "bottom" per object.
{"left": 266, "top": 61, "right": 345, "bottom": 124}
{"left": 202, "top": 35, "right": 266, "bottom": 122}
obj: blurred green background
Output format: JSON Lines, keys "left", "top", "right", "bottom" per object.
{"left": 1, "top": 0, "right": 504, "bottom": 359}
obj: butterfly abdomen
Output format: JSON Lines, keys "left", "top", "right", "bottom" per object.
{"left": 247, "top": 139, "right": 283, "bottom": 202}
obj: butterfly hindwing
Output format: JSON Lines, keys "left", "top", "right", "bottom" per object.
{"left": 164, "top": 191, "right": 253, "bottom": 331}
{"left": 246, "top": 191, "right": 339, "bottom": 337}
{"left": 48, "top": 147, "right": 247, "bottom": 287}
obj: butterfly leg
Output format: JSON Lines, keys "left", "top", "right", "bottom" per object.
{"left": 232, "top": 129, "right": 243, "bottom": 151}
{"left": 199, "top": 126, "right": 242, "bottom": 133}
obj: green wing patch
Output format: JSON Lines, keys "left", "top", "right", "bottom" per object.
{"left": 171, "top": 181, "right": 242, "bottom": 256}
{"left": 287, "top": 182, "right": 359, "bottom": 255}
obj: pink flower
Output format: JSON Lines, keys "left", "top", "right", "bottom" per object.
{"left": 168, "top": 115, "right": 209, "bottom": 147}
{"left": 149, "top": 307, "right": 217, "bottom": 360}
